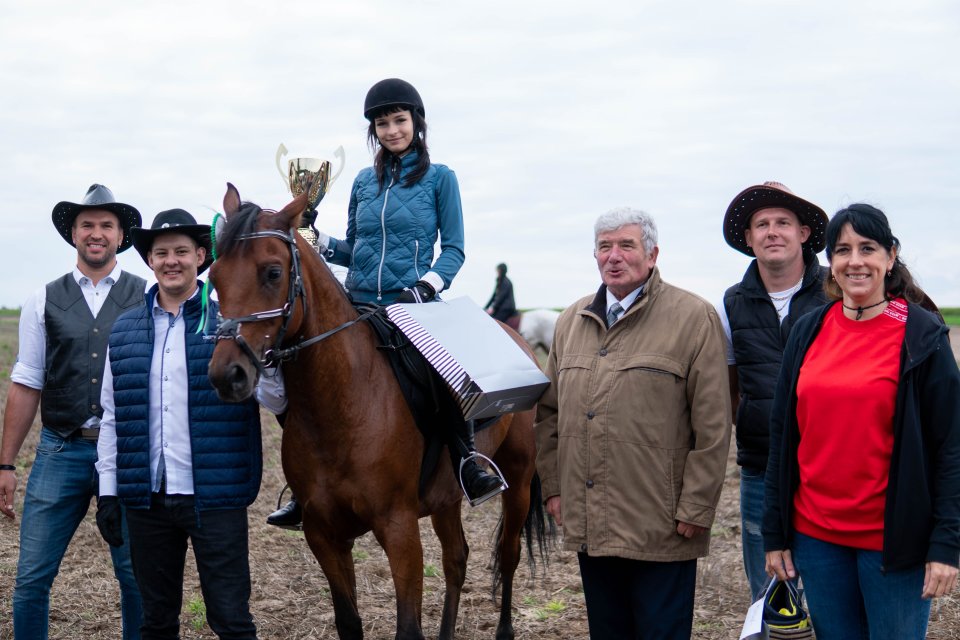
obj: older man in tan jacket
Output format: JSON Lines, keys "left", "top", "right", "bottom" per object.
{"left": 536, "top": 206, "right": 731, "bottom": 639}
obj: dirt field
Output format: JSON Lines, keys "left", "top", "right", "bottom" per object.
{"left": 1, "top": 318, "right": 958, "bottom": 639}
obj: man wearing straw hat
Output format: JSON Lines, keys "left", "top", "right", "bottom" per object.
{"left": 0, "top": 184, "right": 145, "bottom": 638}
{"left": 718, "top": 181, "right": 829, "bottom": 600}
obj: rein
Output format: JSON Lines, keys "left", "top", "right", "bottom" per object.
{"left": 214, "top": 225, "right": 379, "bottom": 375}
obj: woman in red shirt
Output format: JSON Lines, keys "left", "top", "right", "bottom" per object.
{"left": 763, "top": 203, "right": 960, "bottom": 639}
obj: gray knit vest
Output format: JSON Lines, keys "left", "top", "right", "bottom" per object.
{"left": 40, "top": 271, "right": 146, "bottom": 436}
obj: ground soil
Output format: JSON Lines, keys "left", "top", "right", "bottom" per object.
{"left": 1, "top": 320, "right": 958, "bottom": 639}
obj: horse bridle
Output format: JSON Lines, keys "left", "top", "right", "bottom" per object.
{"left": 214, "top": 225, "right": 379, "bottom": 376}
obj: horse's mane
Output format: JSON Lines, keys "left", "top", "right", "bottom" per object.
{"left": 217, "top": 201, "right": 280, "bottom": 258}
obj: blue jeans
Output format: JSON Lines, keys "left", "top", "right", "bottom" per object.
{"left": 740, "top": 467, "right": 768, "bottom": 601}
{"left": 792, "top": 531, "right": 931, "bottom": 640}
{"left": 13, "top": 428, "right": 142, "bottom": 639}
{"left": 126, "top": 493, "right": 256, "bottom": 639}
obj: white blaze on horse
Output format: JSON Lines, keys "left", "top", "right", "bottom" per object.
{"left": 517, "top": 308, "right": 560, "bottom": 353}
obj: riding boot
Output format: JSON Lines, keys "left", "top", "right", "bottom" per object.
{"left": 267, "top": 410, "right": 303, "bottom": 529}
{"left": 449, "top": 419, "right": 506, "bottom": 506}
{"left": 266, "top": 497, "right": 302, "bottom": 528}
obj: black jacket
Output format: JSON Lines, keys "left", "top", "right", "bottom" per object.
{"left": 724, "top": 258, "right": 828, "bottom": 471}
{"left": 485, "top": 275, "right": 517, "bottom": 322}
{"left": 762, "top": 300, "right": 960, "bottom": 570}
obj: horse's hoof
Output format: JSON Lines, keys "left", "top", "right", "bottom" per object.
{"left": 495, "top": 626, "right": 515, "bottom": 640}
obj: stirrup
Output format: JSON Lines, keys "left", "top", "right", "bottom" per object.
{"left": 458, "top": 452, "right": 508, "bottom": 507}
{"left": 269, "top": 484, "right": 303, "bottom": 531}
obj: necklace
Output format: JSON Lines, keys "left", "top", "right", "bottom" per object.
{"left": 768, "top": 278, "right": 803, "bottom": 320}
{"left": 843, "top": 298, "right": 888, "bottom": 320}
{"left": 771, "top": 298, "right": 790, "bottom": 320}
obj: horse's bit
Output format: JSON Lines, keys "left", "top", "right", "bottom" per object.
{"left": 214, "top": 225, "right": 378, "bottom": 376}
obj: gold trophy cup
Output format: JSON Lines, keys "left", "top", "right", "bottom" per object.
{"left": 275, "top": 143, "right": 345, "bottom": 249}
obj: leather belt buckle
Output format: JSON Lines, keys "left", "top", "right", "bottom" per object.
{"left": 78, "top": 428, "right": 100, "bottom": 442}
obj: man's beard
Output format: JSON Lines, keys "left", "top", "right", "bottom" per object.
{"left": 78, "top": 245, "right": 117, "bottom": 270}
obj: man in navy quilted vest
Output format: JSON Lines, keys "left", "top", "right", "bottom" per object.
{"left": 94, "top": 209, "right": 273, "bottom": 639}
{"left": 0, "top": 184, "right": 145, "bottom": 639}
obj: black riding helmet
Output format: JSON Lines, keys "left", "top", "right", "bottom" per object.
{"left": 364, "top": 78, "right": 425, "bottom": 121}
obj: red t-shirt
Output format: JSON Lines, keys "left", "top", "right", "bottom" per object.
{"left": 792, "top": 299, "right": 907, "bottom": 550}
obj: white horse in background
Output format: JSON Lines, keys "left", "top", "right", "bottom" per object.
{"left": 518, "top": 308, "right": 561, "bottom": 353}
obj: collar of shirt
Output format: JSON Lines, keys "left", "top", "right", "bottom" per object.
{"left": 606, "top": 284, "right": 645, "bottom": 317}
{"left": 151, "top": 286, "right": 202, "bottom": 318}
{"left": 73, "top": 263, "right": 121, "bottom": 288}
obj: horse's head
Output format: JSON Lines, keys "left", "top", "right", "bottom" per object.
{"left": 207, "top": 183, "right": 309, "bottom": 402}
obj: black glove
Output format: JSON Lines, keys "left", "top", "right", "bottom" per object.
{"left": 395, "top": 280, "right": 436, "bottom": 304}
{"left": 96, "top": 496, "right": 124, "bottom": 548}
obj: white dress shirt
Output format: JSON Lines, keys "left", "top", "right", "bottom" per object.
{"left": 605, "top": 284, "right": 645, "bottom": 322}
{"left": 11, "top": 264, "right": 125, "bottom": 390}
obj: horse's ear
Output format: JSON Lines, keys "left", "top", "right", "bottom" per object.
{"left": 278, "top": 192, "right": 309, "bottom": 229}
{"left": 223, "top": 182, "right": 242, "bottom": 217}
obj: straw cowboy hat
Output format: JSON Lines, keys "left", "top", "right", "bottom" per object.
{"left": 132, "top": 208, "right": 214, "bottom": 274}
{"left": 723, "top": 181, "right": 828, "bottom": 256}
{"left": 51, "top": 184, "right": 142, "bottom": 253}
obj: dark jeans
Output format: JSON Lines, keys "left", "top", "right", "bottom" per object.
{"left": 578, "top": 553, "right": 697, "bottom": 639}
{"left": 126, "top": 493, "right": 256, "bottom": 639}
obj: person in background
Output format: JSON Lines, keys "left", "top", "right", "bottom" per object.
{"left": 485, "top": 262, "right": 519, "bottom": 330}
{"left": 536, "top": 207, "right": 731, "bottom": 639}
{"left": 0, "top": 184, "right": 144, "bottom": 639}
{"left": 266, "top": 77, "right": 504, "bottom": 528}
{"left": 764, "top": 203, "right": 960, "bottom": 639}
{"left": 718, "top": 181, "right": 829, "bottom": 600}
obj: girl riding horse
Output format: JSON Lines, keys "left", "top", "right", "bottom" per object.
{"left": 267, "top": 78, "right": 504, "bottom": 527}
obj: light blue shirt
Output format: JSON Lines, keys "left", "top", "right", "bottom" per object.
{"left": 97, "top": 290, "right": 288, "bottom": 496}
{"left": 98, "top": 291, "right": 196, "bottom": 496}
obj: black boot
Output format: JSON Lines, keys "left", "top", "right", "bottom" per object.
{"left": 450, "top": 419, "right": 506, "bottom": 506}
{"left": 267, "top": 413, "right": 302, "bottom": 529}
{"left": 267, "top": 493, "right": 302, "bottom": 529}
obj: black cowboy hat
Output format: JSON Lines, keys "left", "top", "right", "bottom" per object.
{"left": 132, "top": 208, "right": 214, "bottom": 274}
{"left": 723, "top": 181, "right": 828, "bottom": 257}
{"left": 51, "top": 184, "right": 142, "bottom": 253}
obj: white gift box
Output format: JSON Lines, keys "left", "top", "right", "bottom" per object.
{"left": 386, "top": 297, "right": 550, "bottom": 420}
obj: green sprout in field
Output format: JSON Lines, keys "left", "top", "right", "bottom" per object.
{"left": 187, "top": 595, "right": 206, "bottom": 631}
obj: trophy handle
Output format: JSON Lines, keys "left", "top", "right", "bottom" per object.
{"left": 329, "top": 146, "right": 346, "bottom": 187}
{"left": 275, "top": 143, "right": 289, "bottom": 185}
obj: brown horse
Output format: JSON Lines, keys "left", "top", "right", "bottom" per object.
{"left": 207, "top": 184, "right": 547, "bottom": 640}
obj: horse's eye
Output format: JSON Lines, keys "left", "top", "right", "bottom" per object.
{"left": 266, "top": 266, "right": 283, "bottom": 283}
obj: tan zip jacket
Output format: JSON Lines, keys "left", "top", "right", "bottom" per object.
{"left": 536, "top": 268, "right": 731, "bottom": 561}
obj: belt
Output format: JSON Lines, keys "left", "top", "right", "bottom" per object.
{"left": 77, "top": 428, "right": 100, "bottom": 442}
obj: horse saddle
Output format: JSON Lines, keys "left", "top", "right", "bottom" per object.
{"left": 357, "top": 303, "right": 496, "bottom": 495}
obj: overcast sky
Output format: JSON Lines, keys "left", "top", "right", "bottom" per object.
{"left": 2, "top": 0, "right": 957, "bottom": 311}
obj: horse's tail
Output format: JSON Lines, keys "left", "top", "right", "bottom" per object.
{"left": 490, "top": 471, "right": 557, "bottom": 597}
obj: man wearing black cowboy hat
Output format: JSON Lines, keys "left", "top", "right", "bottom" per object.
{"left": 718, "top": 181, "right": 830, "bottom": 601}
{"left": 0, "top": 184, "right": 145, "bottom": 638}
{"left": 94, "top": 208, "right": 278, "bottom": 639}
